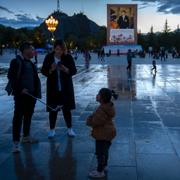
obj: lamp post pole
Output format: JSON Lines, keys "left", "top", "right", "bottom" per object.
{"left": 45, "top": 16, "right": 59, "bottom": 43}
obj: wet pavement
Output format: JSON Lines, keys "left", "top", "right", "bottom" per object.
{"left": 1, "top": 62, "right": 180, "bottom": 180}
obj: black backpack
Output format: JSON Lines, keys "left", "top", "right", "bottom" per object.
{"left": 5, "top": 56, "right": 22, "bottom": 95}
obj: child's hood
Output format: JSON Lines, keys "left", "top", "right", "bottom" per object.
{"left": 101, "top": 102, "right": 115, "bottom": 118}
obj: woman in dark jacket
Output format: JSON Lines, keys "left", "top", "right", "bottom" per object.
{"left": 41, "top": 40, "right": 77, "bottom": 138}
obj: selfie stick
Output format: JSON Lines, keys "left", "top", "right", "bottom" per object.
{"left": 26, "top": 92, "right": 63, "bottom": 111}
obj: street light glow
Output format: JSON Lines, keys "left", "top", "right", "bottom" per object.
{"left": 45, "top": 16, "right": 58, "bottom": 33}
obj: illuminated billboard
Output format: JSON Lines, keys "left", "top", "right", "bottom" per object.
{"left": 107, "top": 4, "right": 137, "bottom": 44}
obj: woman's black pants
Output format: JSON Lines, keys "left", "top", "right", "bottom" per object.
{"left": 49, "top": 107, "right": 72, "bottom": 129}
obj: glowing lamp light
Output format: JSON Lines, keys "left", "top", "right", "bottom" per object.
{"left": 45, "top": 16, "right": 58, "bottom": 33}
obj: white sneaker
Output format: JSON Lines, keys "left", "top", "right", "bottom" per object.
{"left": 67, "top": 128, "right": 76, "bottom": 137}
{"left": 12, "top": 142, "right": 20, "bottom": 153}
{"left": 48, "top": 129, "right": 56, "bottom": 139}
{"left": 88, "top": 170, "right": 105, "bottom": 178}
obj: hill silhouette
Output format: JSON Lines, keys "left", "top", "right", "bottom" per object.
{"left": 39, "top": 11, "right": 101, "bottom": 40}
{"left": 0, "top": 10, "right": 106, "bottom": 49}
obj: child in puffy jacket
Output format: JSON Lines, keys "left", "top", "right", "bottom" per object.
{"left": 86, "top": 88, "right": 117, "bottom": 178}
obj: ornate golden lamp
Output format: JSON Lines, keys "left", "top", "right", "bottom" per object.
{"left": 45, "top": 16, "right": 58, "bottom": 41}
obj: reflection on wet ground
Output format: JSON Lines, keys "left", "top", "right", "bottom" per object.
{"left": 1, "top": 64, "right": 180, "bottom": 179}
{"left": 108, "top": 65, "right": 136, "bottom": 100}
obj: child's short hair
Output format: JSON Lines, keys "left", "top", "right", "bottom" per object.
{"left": 99, "top": 88, "right": 118, "bottom": 103}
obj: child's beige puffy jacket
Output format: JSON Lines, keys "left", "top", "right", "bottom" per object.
{"left": 86, "top": 102, "right": 116, "bottom": 141}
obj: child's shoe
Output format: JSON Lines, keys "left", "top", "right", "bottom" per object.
{"left": 103, "top": 166, "right": 108, "bottom": 172}
{"left": 88, "top": 170, "right": 105, "bottom": 178}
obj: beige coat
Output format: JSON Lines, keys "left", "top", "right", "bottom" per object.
{"left": 86, "top": 102, "right": 116, "bottom": 141}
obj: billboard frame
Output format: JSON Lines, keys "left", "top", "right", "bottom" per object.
{"left": 107, "top": 4, "right": 137, "bottom": 45}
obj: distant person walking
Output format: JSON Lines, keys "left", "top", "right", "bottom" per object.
{"left": 160, "top": 50, "right": 166, "bottom": 61}
{"left": 117, "top": 49, "right": 120, "bottom": 56}
{"left": 172, "top": 49, "right": 176, "bottom": 59}
{"left": 151, "top": 59, "right": 157, "bottom": 74}
{"left": 165, "top": 50, "right": 168, "bottom": 59}
{"left": 148, "top": 47, "right": 153, "bottom": 57}
{"left": 7, "top": 42, "right": 41, "bottom": 153}
{"left": 83, "top": 49, "right": 91, "bottom": 69}
{"left": 98, "top": 50, "right": 101, "bottom": 59}
{"left": 100, "top": 48, "right": 105, "bottom": 63}
{"left": 109, "top": 49, "right": 111, "bottom": 56}
{"left": 126, "top": 49, "right": 133, "bottom": 71}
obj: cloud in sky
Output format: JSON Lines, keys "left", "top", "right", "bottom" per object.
{"left": 0, "top": 5, "right": 14, "bottom": 14}
{"left": 133, "top": 0, "right": 180, "bottom": 14}
{"left": 138, "top": 2, "right": 152, "bottom": 9}
{"left": 0, "top": 5, "right": 44, "bottom": 28}
{"left": 0, "top": 1, "right": 179, "bottom": 31}
{"left": 0, "top": 14, "right": 44, "bottom": 28}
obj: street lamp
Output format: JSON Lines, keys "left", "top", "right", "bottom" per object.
{"left": 45, "top": 16, "right": 58, "bottom": 42}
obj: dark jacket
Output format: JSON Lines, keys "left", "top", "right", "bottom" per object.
{"left": 127, "top": 52, "right": 132, "bottom": 62}
{"left": 86, "top": 102, "right": 116, "bottom": 141}
{"left": 118, "top": 15, "right": 129, "bottom": 29}
{"left": 7, "top": 55, "right": 41, "bottom": 98}
{"left": 41, "top": 52, "right": 77, "bottom": 111}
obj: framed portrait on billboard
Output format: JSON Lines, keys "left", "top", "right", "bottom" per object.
{"left": 107, "top": 4, "right": 137, "bottom": 45}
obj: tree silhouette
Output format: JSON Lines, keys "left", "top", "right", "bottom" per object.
{"left": 163, "top": 19, "right": 171, "bottom": 33}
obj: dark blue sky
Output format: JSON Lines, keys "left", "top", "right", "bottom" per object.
{"left": 0, "top": 0, "right": 179, "bottom": 32}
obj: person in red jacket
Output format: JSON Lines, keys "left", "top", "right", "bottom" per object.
{"left": 86, "top": 88, "right": 117, "bottom": 178}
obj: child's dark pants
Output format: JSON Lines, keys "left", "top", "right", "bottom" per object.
{"left": 95, "top": 140, "right": 111, "bottom": 172}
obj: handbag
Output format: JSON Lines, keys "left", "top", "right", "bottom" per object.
{"left": 5, "top": 80, "right": 13, "bottom": 95}
{"left": 5, "top": 56, "right": 22, "bottom": 95}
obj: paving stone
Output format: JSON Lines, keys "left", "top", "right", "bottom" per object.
{"left": 1, "top": 62, "right": 180, "bottom": 179}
